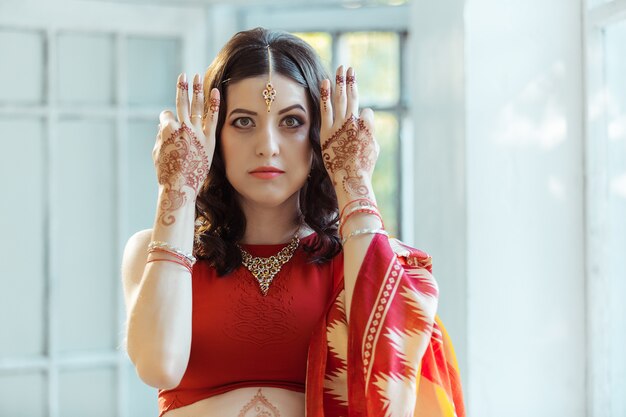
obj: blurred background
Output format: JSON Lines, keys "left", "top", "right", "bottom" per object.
{"left": 0, "top": 0, "right": 624, "bottom": 416}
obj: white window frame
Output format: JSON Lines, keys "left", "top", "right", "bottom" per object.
{"left": 0, "top": 1, "right": 207, "bottom": 416}
{"left": 583, "top": 1, "right": 626, "bottom": 416}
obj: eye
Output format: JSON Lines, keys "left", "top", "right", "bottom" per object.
{"left": 281, "top": 116, "right": 304, "bottom": 128}
{"left": 232, "top": 117, "right": 254, "bottom": 128}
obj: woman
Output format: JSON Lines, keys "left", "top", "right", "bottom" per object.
{"left": 122, "top": 28, "right": 465, "bottom": 417}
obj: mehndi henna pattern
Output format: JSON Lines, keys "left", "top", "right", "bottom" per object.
{"left": 237, "top": 389, "right": 280, "bottom": 417}
{"left": 193, "top": 83, "right": 202, "bottom": 96}
{"left": 321, "top": 115, "right": 375, "bottom": 197}
{"left": 335, "top": 74, "right": 345, "bottom": 94}
{"left": 157, "top": 123, "right": 209, "bottom": 225}
{"left": 320, "top": 87, "right": 330, "bottom": 111}
{"left": 346, "top": 75, "right": 356, "bottom": 91}
{"left": 178, "top": 81, "right": 188, "bottom": 91}
{"left": 209, "top": 97, "right": 220, "bottom": 115}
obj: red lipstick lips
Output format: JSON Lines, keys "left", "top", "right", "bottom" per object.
{"left": 249, "top": 166, "right": 284, "bottom": 179}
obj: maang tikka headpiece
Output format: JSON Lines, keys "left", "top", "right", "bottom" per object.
{"left": 262, "top": 45, "right": 276, "bottom": 112}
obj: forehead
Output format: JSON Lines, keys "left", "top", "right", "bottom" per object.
{"left": 225, "top": 74, "right": 309, "bottom": 112}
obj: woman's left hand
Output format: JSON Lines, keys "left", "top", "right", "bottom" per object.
{"left": 319, "top": 65, "right": 380, "bottom": 205}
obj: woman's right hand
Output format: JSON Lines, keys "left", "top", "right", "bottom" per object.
{"left": 153, "top": 73, "right": 220, "bottom": 226}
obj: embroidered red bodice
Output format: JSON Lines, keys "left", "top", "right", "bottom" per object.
{"left": 158, "top": 234, "right": 342, "bottom": 415}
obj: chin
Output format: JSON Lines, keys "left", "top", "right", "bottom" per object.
{"left": 237, "top": 188, "right": 302, "bottom": 209}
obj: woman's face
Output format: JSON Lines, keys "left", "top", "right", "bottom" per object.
{"left": 221, "top": 73, "right": 313, "bottom": 210}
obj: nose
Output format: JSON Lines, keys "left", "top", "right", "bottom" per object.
{"left": 255, "top": 124, "right": 280, "bottom": 157}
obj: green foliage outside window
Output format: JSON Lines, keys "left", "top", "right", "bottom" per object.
{"left": 294, "top": 31, "right": 402, "bottom": 237}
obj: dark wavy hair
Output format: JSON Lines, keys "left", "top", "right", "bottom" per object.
{"left": 194, "top": 27, "right": 341, "bottom": 275}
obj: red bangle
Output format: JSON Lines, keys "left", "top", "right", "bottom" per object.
{"left": 148, "top": 247, "right": 193, "bottom": 268}
{"left": 340, "top": 207, "right": 384, "bottom": 237}
{"left": 339, "top": 198, "right": 377, "bottom": 220}
{"left": 146, "top": 258, "right": 193, "bottom": 274}
{"left": 148, "top": 246, "right": 193, "bottom": 272}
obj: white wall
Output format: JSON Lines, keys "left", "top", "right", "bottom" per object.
{"left": 409, "top": 0, "right": 469, "bottom": 394}
{"left": 465, "top": 1, "right": 586, "bottom": 416}
{"left": 411, "top": 0, "right": 587, "bottom": 415}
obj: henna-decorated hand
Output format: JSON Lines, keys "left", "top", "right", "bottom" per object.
{"left": 153, "top": 73, "right": 220, "bottom": 225}
{"left": 319, "top": 66, "right": 380, "bottom": 202}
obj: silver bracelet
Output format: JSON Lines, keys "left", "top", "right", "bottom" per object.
{"left": 341, "top": 228, "right": 388, "bottom": 246}
{"left": 147, "top": 241, "right": 196, "bottom": 265}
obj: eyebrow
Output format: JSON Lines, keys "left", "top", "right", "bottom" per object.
{"left": 278, "top": 104, "right": 307, "bottom": 115}
{"left": 228, "top": 104, "right": 307, "bottom": 118}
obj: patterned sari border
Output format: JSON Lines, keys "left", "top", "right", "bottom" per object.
{"left": 362, "top": 258, "right": 404, "bottom": 390}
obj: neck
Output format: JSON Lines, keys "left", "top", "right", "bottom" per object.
{"left": 239, "top": 194, "right": 309, "bottom": 244}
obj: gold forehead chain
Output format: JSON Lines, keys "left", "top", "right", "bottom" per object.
{"left": 262, "top": 45, "right": 276, "bottom": 112}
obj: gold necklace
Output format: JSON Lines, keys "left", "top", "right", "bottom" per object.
{"left": 237, "top": 234, "right": 300, "bottom": 296}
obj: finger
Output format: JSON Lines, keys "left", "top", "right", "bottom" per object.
{"left": 203, "top": 88, "right": 221, "bottom": 146}
{"left": 359, "top": 107, "right": 375, "bottom": 134}
{"left": 176, "top": 73, "right": 190, "bottom": 122}
{"left": 320, "top": 79, "right": 333, "bottom": 133}
{"left": 346, "top": 67, "right": 359, "bottom": 118}
{"left": 190, "top": 73, "right": 204, "bottom": 130}
{"left": 152, "top": 126, "right": 162, "bottom": 162}
{"left": 333, "top": 65, "right": 347, "bottom": 124}
{"left": 359, "top": 108, "right": 378, "bottom": 159}
{"left": 159, "top": 110, "right": 176, "bottom": 128}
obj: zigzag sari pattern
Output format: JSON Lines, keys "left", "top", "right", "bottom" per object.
{"left": 306, "top": 235, "right": 466, "bottom": 417}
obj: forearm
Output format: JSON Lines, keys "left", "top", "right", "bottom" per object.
{"left": 126, "top": 188, "right": 196, "bottom": 388}
{"left": 336, "top": 177, "right": 383, "bottom": 321}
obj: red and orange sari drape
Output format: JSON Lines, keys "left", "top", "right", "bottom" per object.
{"left": 306, "top": 235, "right": 465, "bottom": 417}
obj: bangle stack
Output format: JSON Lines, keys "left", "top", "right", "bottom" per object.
{"left": 146, "top": 241, "right": 196, "bottom": 274}
{"left": 339, "top": 198, "right": 387, "bottom": 245}
{"left": 341, "top": 228, "right": 389, "bottom": 246}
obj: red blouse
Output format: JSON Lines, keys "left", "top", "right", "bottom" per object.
{"left": 158, "top": 234, "right": 343, "bottom": 415}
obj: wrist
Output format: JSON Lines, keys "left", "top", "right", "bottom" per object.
{"left": 154, "top": 186, "right": 198, "bottom": 230}
{"left": 338, "top": 197, "right": 383, "bottom": 235}
{"left": 157, "top": 185, "right": 197, "bottom": 206}
{"left": 331, "top": 173, "right": 374, "bottom": 203}
{"left": 336, "top": 190, "right": 376, "bottom": 213}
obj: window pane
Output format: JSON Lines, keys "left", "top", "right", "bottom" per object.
{"left": 587, "top": 0, "right": 610, "bottom": 9}
{"left": 124, "top": 120, "right": 159, "bottom": 239}
{"left": 293, "top": 32, "right": 332, "bottom": 74}
{"left": 339, "top": 32, "right": 399, "bottom": 107}
{"left": 57, "top": 33, "right": 115, "bottom": 105}
{"left": 59, "top": 368, "right": 115, "bottom": 417}
{"left": 53, "top": 119, "right": 116, "bottom": 352}
{"left": 0, "top": 29, "right": 44, "bottom": 104}
{"left": 0, "top": 118, "right": 46, "bottom": 357}
{"left": 372, "top": 112, "right": 399, "bottom": 237}
{"left": 127, "top": 37, "right": 181, "bottom": 107}
{"left": 0, "top": 372, "right": 46, "bottom": 417}
{"left": 126, "top": 363, "right": 158, "bottom": 417}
